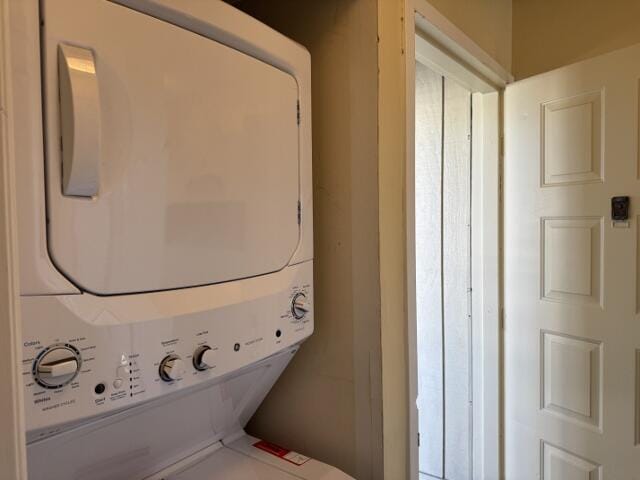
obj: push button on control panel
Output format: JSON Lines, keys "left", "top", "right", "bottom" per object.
{"left": 116, "top": 365, "right": 131, "bottom": 379}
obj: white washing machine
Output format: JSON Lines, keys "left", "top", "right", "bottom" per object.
{"left": 14, "top": 1, "right": 352, "bottom": 478}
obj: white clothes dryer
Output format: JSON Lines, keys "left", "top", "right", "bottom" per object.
{"left": 13, "top": 1, "right": 352, "bottom": 478}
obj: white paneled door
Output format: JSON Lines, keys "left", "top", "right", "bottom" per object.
{"left": 505, "top": 44, "right": 640, "bottom": 479}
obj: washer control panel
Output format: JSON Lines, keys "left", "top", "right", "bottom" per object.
{"left": 21, "top": 261, "right": 313, "bottom": 438}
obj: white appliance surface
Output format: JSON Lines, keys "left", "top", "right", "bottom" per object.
{"left": 41, "top": 0, "right": 300, "bottom": 295}
{"left": 15, "top": 0, "right": 335, "bottom": 478}
{"left": 20, "top": 0, "right": 314, "bottom": 436}
{"left": 225, "top": 435, "right": 354, "bottom": 480}
{"left": 165, "top": 435, "right": 353, "bottom": 480}
{"left": 167, "top": 446, "right": 302, "bottom": 480}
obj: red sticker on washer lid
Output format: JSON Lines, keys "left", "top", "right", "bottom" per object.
{"left": 253, "top": 440, "right": 310, "bottom": 466}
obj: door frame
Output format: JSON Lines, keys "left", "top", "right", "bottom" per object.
{"left": 0, "top": 0, "right": 28, "bottom": 477}
{"left": 404, "top": 1, "right": 511, "bottom": 478}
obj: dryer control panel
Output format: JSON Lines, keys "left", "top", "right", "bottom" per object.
{"left": 21, "top": 261, "right": 313, "bottom": 439}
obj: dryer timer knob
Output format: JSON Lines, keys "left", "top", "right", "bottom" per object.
{"left": 193, "top": 346, "right": 216, "bottom": 371}
{"left": 291, "top": 293, "right": 309, "bottom": 319}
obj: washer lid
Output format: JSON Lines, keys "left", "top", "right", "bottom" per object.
{"left": 168, "top": 447, "right": 300, "bottom": 480}
{"left": 41, "top": 0, "right": 300, "bottom": 295}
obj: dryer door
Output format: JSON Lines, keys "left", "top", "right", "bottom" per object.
{"left": 41, "top": 0, "right": 300, "bottom": 295}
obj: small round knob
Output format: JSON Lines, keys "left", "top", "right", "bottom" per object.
{"left": 192, "top": 346, "right": 216, "bottom": 371}
{"left": 159, "top": 355, "right": 185, "bottom": 382}
{"left": 291, "top": 293, "right": 309, "bottom": 319}
{"left": 33, "top": 344, "right": 81, "bottom": 389}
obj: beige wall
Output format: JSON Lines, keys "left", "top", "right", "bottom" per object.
{"left": 513, "top": 0, "right": 640, "bottom": 79}
{"left": 421, "top": 0, "right": 640, "bottom": 79}
{"left": 231, "top": 1, "right": 514, "bottom": 478}
{"left": 425, "top": 0, "right": 512, "bottom": 72}
{"left": 232, "top": 1, "right": 384, "bottom": 478}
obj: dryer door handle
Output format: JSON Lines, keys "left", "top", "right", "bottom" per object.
{"left": 58, "top": 44, "right": 101, "bottom": 197}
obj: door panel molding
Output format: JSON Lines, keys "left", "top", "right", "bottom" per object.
{"left": 541, "top": 90, "right": 604, "bottom": 187}
{"left": 541, "top": 442, "right": 601, "bottom": 480}
{"left": 541, "top": 331, "right": 603, "bottom": 431}
{"left": 540, "top": 217, "right": 603, "bottom": 307}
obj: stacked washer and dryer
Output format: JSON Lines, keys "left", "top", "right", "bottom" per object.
{"left": 14, "top": 1, "right": 351, "bottom": 479}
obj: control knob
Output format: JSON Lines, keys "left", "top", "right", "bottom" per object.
{"left": 291, "top": 292, "right": 310, "bottom": 319}
{"left": 192, "top": 346, "right": 216, "bottom": 371}
{"left": 33, "top": 344, "right": 81, "bottom": 389}
{"left": 159, "top": 354, "right": 185, "bottom": 382}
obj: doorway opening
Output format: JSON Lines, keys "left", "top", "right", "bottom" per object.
{"left": 405, "top": 5, "right": 509, "bottom": 477}
{"left": 415, "top": 63, "right": 473, "bottom": 479}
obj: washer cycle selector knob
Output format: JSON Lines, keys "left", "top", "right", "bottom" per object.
{"left": 33, "top": 344, "right": 81, "bottom": 389}
{"left": 291, "top": 292, "right": 309, "bottom": 319}
{"left": 193, "top": 346, "right": 216, "bottom": 371}
{"left": 159, "top": 355, "right": 185, "bottom": 382}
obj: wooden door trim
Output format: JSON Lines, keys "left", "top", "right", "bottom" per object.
{"left": 0, "top": 0, "right": 27, "bottom": 477}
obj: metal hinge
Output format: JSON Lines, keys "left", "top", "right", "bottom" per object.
{"left": 296, "top": 100, "right": 300, "bottom": 125}
{"left": 297, "top": 201, "right": 301, "bottom": 225}
{"left": 417, "top": 432, "right": 420, "bottom": 447}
